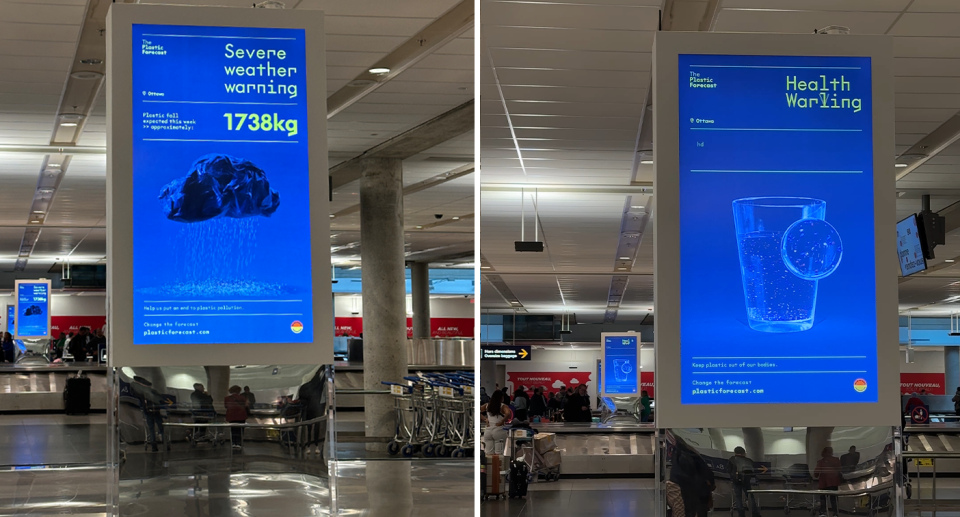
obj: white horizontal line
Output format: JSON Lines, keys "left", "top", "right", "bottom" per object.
{"left": 142, "top": 100, "right": 297, "bottom": 106}
{"left": 143, "top": 300, "right": 303, "bottom": 303}
{"left": 141, "top": 139, "right": 298, "bottom": 143}
{"left": 690, "top": 128, "right": 862, "bottom": 132}
{"left": 691, "top": 169, "right": 862, "bottom": 174}
{"left": 141, "top": 34, "right": 296, "bottom": 40}
{"left": 692, "top": 371, "right": 867, "bottom": 374}
{"left": 693, "top": 356, "right": 867, "bottom": 359}
{"left": 689, "top": 65, "right": 861, "bottom": 70}
{"left": 143, "top": 313, "right": 303, "bottom": 317}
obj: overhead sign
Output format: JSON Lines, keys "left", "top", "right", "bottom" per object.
{"left": 107, "top": 4, "right": 331, "bottom": 366}
{"left": 654, "top": 32, "right": 897, "bottom": 428}
{"left": 480, "top": 345, "right": 531, "bottom": 361}
{"left": 601, "top": 333, "right": 640, "bottom": 397}
{"left": 15, "top": 280, "right": 51, "bottom": 339}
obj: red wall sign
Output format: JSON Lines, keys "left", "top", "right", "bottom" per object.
{"left": 901, "top": 373, "right": 946, "bottom": 395}
{"left": 641, "top": 371, "right": 655, "bottom": 398}
{"left": 51, "top": 316, "right": 107, "bottom": 335}
{"left": 506, "top": 371, "right": 595, "bottom": 395}
{"left": 333, "top": 317, "right": 474, "bottom": 338}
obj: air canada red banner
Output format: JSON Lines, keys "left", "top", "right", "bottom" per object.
{"left": 506, "top": 371, "right": 595, "bottom": 394}
{"left": 333, "top": 317, "right": 474, "bottom": 338}
{"left": 51, "top": 316, "right": 107, "bottom": 335}
{"left": 901, "top": 373, "right": 946, "bottom": 395}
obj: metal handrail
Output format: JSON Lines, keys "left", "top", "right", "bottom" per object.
{"left": 161, "top": 415, "right": 327, "bottom": 430}
{"left": 335, "top": 389, "right": 391, "bottom": 395}
{"left": 902, "top": 452, "right": 960, "bottom": 458}
{"left": 749, "top": 482, "right": 893, "bottom": 497}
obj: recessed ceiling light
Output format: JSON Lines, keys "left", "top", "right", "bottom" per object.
{"left": 29, "top": 221, "right": 40, "bottom": 224}
{"left": 895, "top": 163, "right": 908, "bottom": 168}
{"left": 329, "top": 214, "right": 335, "bottom": 218}
{"left": 415, "top": 225, "right": 423, "bottom": 229}
{"left": 480, "top": 266, "right": 491, "bottom": 269}
{"left": 619, "top": 256, "right": 630, "bottom": 260}
{"left": 617, "top": 267, "right": 627, "bottom": 270}
{"left": 32, "top": 211, "right": 43, "bottom": 214}
{"left": 452, "top": 216, "right": 460, "bottom": 220}
{"left": 947, "top": 259, "right": 956, "bottom": 263}
{"left": 60, "top": 122, "right": 77, "bottom": 127}
{"left": 631, "top": 205, "right": 645, "bottom": 210}
{"left": 368, "top": 67, "right": 391, "bottom": 74}
{"left": 640, "top": 160, "right": 653, "bottom": 165}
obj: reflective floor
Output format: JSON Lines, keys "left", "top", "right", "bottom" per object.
{"left": 0, "top": 413, "right": 473, "bottom": 516}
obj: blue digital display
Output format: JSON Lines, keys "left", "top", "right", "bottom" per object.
{"left": 679, "top": 54, "right": 876, "bottom": 405}
{"left": 16, "top": 283, "right": 49, "bottom": 338}
{"left": 603, "top": 335, "right": 638, "bottom": 396}
{"left": 131, "top": 24, "right": 312, "bottom": 345}
{"left": 6, "top": 305, "right": 13, "bottom": 336}
{"left": 897, "top": 215, "right": 926, "bottom": 277}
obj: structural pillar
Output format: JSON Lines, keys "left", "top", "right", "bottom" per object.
{"left": 359, "top": 157, "right": 409, "bottom": 450}
{"left": 410, "top": 261, "right": 431, "bottom": 340}
{"left": 946, "top": 347, "right": 960, "bottom": 393}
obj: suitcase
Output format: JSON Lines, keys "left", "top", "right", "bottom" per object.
{"left": 64, "top": 375, "right": 91, "bottom": 415}
{"left": 508, "top": 458, "right": 529, "bottom": 498}
{"left": 480, "top": 450, "right": 487, "bottom": 500}
{"left": 485, "top": 453, "right": 505, "bottom": 499}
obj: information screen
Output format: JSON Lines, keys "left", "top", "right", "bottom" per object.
{"left": 130, "top": 24, "right": 312, "bottom": 345}
{"left": 897, "top": 215, "right": 926, "bottom": 277}
{"left": 602, "top": 335, "right": 639, "bottom": 396}
{"left": 678, "top": 54, "right": 877, "bottom": 405}
{"left": 16, "top": 282, "right": 49, "bottom": 338}
{"left": 6, "top": 305, "right": 13, "bottom": 336}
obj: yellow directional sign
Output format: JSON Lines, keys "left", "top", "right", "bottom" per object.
{"left": 518, "top": 349, "right": 529, "bottom": 359}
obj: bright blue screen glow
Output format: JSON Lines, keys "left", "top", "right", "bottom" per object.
{"left": 679, "top": 54, "right": 877, "bottom": 405}
{"left": 131, "top": 24, "right": 312, "bottom": 345}
{"left": 897, "top": 215, "right": 926, "bottom": 276}
{"left": 17, "top": 283, "right": 49, "bottom": 338}
{"left": 603, "top": 335, "right": 638, "bottom": 395}
{"left": 6, "top": 306, "right": 13, "bottom": 336}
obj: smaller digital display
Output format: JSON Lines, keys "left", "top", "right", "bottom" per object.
{"left": 6, "top": 306, "right": 13, "bottom": 336}
{"left": 897, "top": 215, "right": 927, "bottom": 277}
{"left": 602, "top": 335, "right": 639, "bottom": 396}
{"left": 16, "top": 282, "right": 49, "bottom": 338}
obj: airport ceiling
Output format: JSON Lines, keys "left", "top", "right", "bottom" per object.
{"left": 480, "top": 0, "right": 960, "bottom": 322}
{"left": 0, "top": 0, "right": 474, "bottom": 282}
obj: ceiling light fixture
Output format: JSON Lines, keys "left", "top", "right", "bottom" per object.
{"left": 61, "top": 122, "right": 78, "bottom": 127}
{"left": 630, "top": 205, "right": 645, "bottom": 210}
{"left": 452, "top": 216, "right": 460, "bottom": 220}
{"left": 617, "top": 267, "right": 627, "bottom": 270}
{"left": 640, "top": 160, "right": 653, "bottom": 165}
{"left": 619, "top": 256, "right": 630, "bottom": 260}
{"left": 480, "top": 266, "right": 491, "bottom": 269}
{"left": 368, "top": 67, "right": 391, "bottom": 75}
{"left": 415, "top": 225, "right": 423, "bottom": 229}
{"left": 947, "top": 259, "right": 956, "bottom": 263}
{"left": 32, "top": 211, "right": 43, "bottom": 214}
{"left": 329, "top": 214, "right": 335, "bottom": 218}
{"left": 895, "top": 163, "right": 908, "bottom": 168}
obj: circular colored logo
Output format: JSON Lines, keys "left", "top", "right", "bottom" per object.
{"left": 853, "top": 378, "right": 867, "bottom": 393}
{"left": 290, "top": 321, "right": 304, "bottom": 334}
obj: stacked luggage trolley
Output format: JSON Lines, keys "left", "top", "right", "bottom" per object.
{"left": 382, "top": 371, "right": 475, "bottom": 458}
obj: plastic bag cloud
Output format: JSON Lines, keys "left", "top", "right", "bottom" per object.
{"left": 159, "top": 153, "right": 281, "bottom": 223}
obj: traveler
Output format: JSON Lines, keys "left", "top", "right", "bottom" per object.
{"left": 640, "top": 390, "right": 652, "bottom": 423}
{"left": 528, "top": 387, "right": 547, "bottom": 418}
{"left": 242, "top": 386, "right": 256, "bottom": 407}
{"left": 1, "top": 333, "right": 14, "bottom": 363}
{"left": 840, "top": 446, "right": 860, "bottom": 473}
{"left": 67, "top": 331, "right": 86, "bottom": 361}
{"left": 905, "top": 392, "right": 925, "bottom": 415}
{"left": 296, "top": 370, "right": 327, "bottom": 456}
{"left": 190, "top": 383, "right": 215, "bottom": 440}
{"left": 131, "top": 376, "right": 164, "bottom": 452}
{"left": 480, "top": 390, "right": 513, "bottom": 454}
{"left": 668, "top": 434, "right": 715, "bottom": 517}
{"left": 513, "top": 387, "right": 528, "bottom": 420}
{"left": 225, "top": 385, "right": 248, "bottom": 449}
{"left": 728, "top": 446, "right": 760, "bottom": 517}
{"left": 479, "top": 387, "right": 490, "bottom": 406}
{"left": 953, "top": 387, "right": 960, "bottom": 416}
{"left": 814, "top": 447, "right": 842, "bottom": 517}
{"left": 190, "top": 383, "right": 214, "bottom": 410}
{"left": 565, "top": 384, "right": 592, "bottom": 422}
{"left": 547, "top": 392, "right": 561, "bottom": 412}
{"left": 500, "top": 387, "right": 511, "bottom": 404}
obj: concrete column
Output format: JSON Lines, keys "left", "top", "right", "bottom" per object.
{"left": 806, "top": 427, "right": 834, "bottom": 476}
{"left": 946, "top": 347, "right": 960, "bottom": 393}
{"left": 204, "top": 366, "right": 230, "bottom": 409}
{"left": 359, "top": 157, "right": 408, "bottom": 450}
{"left": 410, "top": 261, "right": 431, "bottom": 340}
{"left": 742, "top": 427, "right": 765, "bottom": 462}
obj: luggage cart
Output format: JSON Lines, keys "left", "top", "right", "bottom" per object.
{"left": 188, "top": 408, "right": 226, "bottom": 448}
{"left": 382, "top": 381, "right": 422, "bottom": 457}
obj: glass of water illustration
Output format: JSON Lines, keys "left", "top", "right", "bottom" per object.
{"left": 732, "top": 197, "right": 842, "bottom": 333}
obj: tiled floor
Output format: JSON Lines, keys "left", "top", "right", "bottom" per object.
{"left": 481, "top": 478, "right": 656, "bottom": 517}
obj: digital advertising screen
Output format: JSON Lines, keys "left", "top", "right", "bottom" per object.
{"left": 15, "top": 281, "right": 50, "bottom": 338}
{"left": 130, "top": 23, "right": 312, "bottom": 345}
{"left": 678, "top": 54, "right": 877, "bottom": 405}
{"left": 6, "top": 305, "right": 13, "bottom": 336}
{"left": 602, "top": 334, "right": 639, "bottom": 396}
{"left": 897, "top": 215, "right": 927, "bottom": 277}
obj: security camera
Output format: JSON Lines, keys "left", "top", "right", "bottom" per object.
{"left": 434, "top": 214, "right": 443, "bottom": 219}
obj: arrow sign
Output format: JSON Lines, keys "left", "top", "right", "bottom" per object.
{"left": 481, "top": 345, "right": 532, "bottom": 361}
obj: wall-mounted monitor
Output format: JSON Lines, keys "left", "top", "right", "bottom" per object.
{"left": 15, "top": 280, "right": 51, "bottom": 339}
{"left": 897, "top": 214, "right": 927, "bottom": 276}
